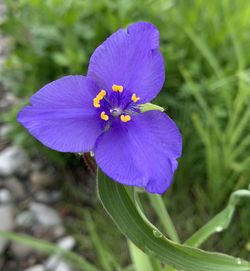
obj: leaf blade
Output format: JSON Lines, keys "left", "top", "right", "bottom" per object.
{"left": 97, "top": 169, "right": 250, "bottom": 271}
{"left": 184, "top": 188, "right": 250, "bottom": 248}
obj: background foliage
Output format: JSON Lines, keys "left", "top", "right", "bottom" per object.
{"left": 1, "top": 0, "right": 250, "bottom": 269}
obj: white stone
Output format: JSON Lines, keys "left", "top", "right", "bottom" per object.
{"left": 57, "top": 236, "right": 75, "bottom": 251}
{"left": 0, "top": 124, "right": 11, "bottom": 139}
{"left": 54, "top": 261, "right": 73, "bottom": 271}
{"left": 0, "top": 146, "right": 29, "bottom": 176}
{"left": 16, "top": 211, "right": 36, "bottom": 228}
{"left": 23, "top": 265, "right": 45, "bottom": 271}
{"left": 0, "top": 188, "right": 12, "bottom": 203}
{"left": 45, "top": 255, "right": 59, "bottom": 270}
{"left": 35, "top": 190, "right": 61, "bottom": 203}
{"left": 45, "top": 256, "right": 73, "bottom": 271}
{"left": 44, "top": 237, "right": 75, "bottom": 271}
{"left": 29, "top": 202, "right": 62, "bottom": 226}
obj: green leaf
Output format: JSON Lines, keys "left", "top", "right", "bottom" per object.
{"left": 148, "top": 194, "right": 180, "bottom": 243}
{"left": 183, "top": 27, "right": 223, "bottom": 78}
{"left": 84, "top": 211, "right": 114, "bottom": 271}
{"left": 0, "top": 231, "right": 99, "bottom": 271}
{"left": 97, "top": 169, "right": 250, "bottom": 271}
{"left": 128, "top": 241, "right": 154, "bottom": 271}
{"left": 185, "top": 189, "right": 250, "bottom": 247}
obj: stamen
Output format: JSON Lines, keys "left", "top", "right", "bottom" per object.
{"left": 120, "top": 114, "right": 131, "bottom": 122}
{"left": 98, "top": 90, "right": 106, "bottom": 98}
{"left": 131, "top": 93, "right": 140, "bottom": 102}
{"left": 112, "top": 84, "right": 123, "bottom": 93}
{"left": 93, "top": 97, "right": 100, "bottom": 108}
{"left": 100, "top": 111, "right": 109, "bottom": 121}
{"left": 93, "top": 90, "right": 107, "bottom": 108}
{"left": 93, "top": 101, "right": 100, "bottom": 108}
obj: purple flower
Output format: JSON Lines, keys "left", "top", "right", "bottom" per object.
{"left": 17, "top": 22, "right": 182, "bottom": 194}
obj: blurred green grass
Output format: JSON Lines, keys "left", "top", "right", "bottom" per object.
{"left": 1, "top": 0, "right": 250, "bottom": 267}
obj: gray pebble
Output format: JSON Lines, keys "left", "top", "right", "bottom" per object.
{"left": 29, "top": 202, "right": 62, "bottom": 226}
{"left": 16, "top": 211, "right": 36, "bottom": 228}
{"left": 5, "top": 177, "right": 25, "bottom": 199}
{"left": 0, "top": 146, "right": 30, "bottom": 176}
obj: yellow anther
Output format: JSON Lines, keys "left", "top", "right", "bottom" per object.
{"left": 98, "top": 90, "right": 106, "bottom": 98}
{"left": 120, "top": 114, "right": 131, "bottom": 122}
{"left": 93, "top": 102, "right": 100, "bottom": 108}
{"left": 131, "top": 93, "right": 140, "bottom": 102}
{"left": 93, "top": 98, "right": 100, "bottom": 108}
{"left": 112, "top": 84, "right": 123, "bottom": 93}
{"left": 100, "top": 111, "right": 109, "bottom": 121}
{"left": 93, "top": 90, "right": 106, "bottom": 108}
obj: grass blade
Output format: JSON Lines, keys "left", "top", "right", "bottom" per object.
{"left": 128, "top": 241, "right": 155, "bottom": 271}
{"left": 0, "top": 230, "right": 99, "bottom": 271}
{"left": 184, "top": 27, "right": 223, "bottom": 78}
{"left": 148, "top": 194, "right": 180, "bottom": 243}
{"left": 185, "top": 189, "right": 250, "bottom": 247}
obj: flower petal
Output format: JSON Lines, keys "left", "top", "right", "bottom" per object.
{"left": 17, "top": 76, "right": 103, "bottom": 152}
{"left": 87, "top": 22, "right": 165, "bottom": 103}
{"left": 94, "top": 111, "right": 182, "bottom": 194}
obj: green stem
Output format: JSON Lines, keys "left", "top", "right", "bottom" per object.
{"left": 128, "top": 240, "right": 156, "bottom": 271}
{"left": 148, "top": 194, "right": 180, "bottom": 243}
{"left": 84, "top": 211, "right": 113, "bottom": 271}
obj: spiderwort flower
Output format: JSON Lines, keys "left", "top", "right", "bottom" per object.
{"left": 17, "top": 22, "right": 182, "bottom": 194}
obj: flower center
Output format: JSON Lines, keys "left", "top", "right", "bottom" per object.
{"left": 110, "top": 107, "right": 122, "bottom": 117}
{"left": 93, "top": 84, "right": 140, "bottom": 123}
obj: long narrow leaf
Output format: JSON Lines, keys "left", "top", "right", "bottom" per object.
{"left": 84, "top": 211, "right": 113, "bottom": 271}
{"left": 185, "top": 189, "right": 250, "bottom": 247}
{"left": 148, "top": 194, "right": 180, "bottom": 243}
{"left": 0, "top": 230, "right": 99, "bottom": 271}
{"left": 184, "top": 28, "right": 223, "bottom": 78}
{"left": 97, "top": 169, "right": 250, "bottom": 271}
{"left": 128, "top": 241, "right": 154, "bottom": 271}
